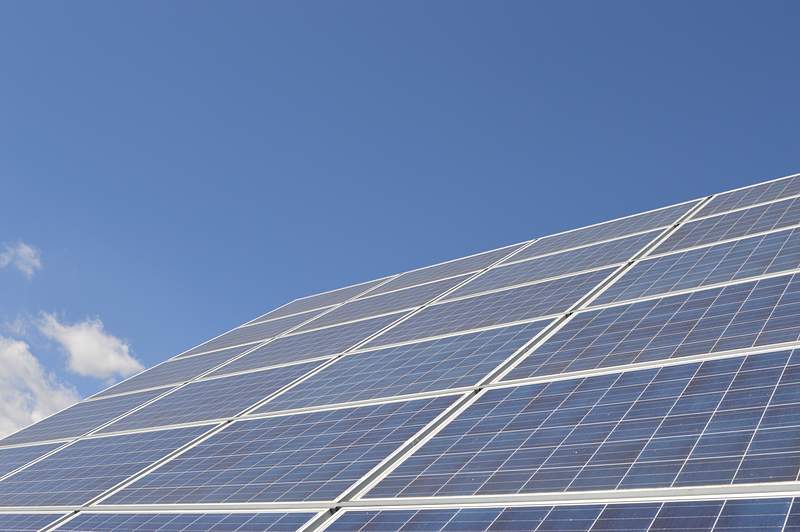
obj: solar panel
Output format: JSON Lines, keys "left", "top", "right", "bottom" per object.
{"left": 328, "top": 498, "right": 798, "bottom": 531}
{"left": 96, "top": 345, "right": 251, "bottom": 398}
{"left": 370, "top": 244, "right": 525, "bottom": 296}
{"left": 367, "top": 268, "right": 613, "bottom": 348}
{"left": 0, "top": 426, "right": 209, "bottom": 507}
{"left": 210, "top": 313, "right": 403, "bottom": 377}
{"left": 178, "top": 310, "right": 317, "bottom": 358}
{"left": 294, "top": 275, "right": 470, "bottom": 333}
{"left": 0, "top": 443, "right": 60, "bottom": 479}
{"left": 698, "top": 173, "right": 800, "bottom": 218}
{"left": 508, "top": 201, "right": 698, "bottom": 262}
{"left": 367, "top": 350, "right": 800, "bottom": 498}
{"left": 504, "top": 273, "right": 800, "bottom": 383}
{"left": 257, "top": 322, "right": 549, "bottom": 414}
{"left": 595, "top": 226, "right": 800, "bottom": 306}
{"left": 99, "top": 360, "right": 322, "bottom": 433}
{"left": 657, "top": 196, "right": 800, "bottom": 255}
{"left": 451, "top": 230, "right": 661, "bottom": 300}
{"left": 0, "top": 513, "right": 63, "bottom": 531}
{"left": 103, "top": 396, "right": 456, "bottom": 505}
{"left": 0, "top": 388, "right": 166, "bottom": 446}
{"left": 56, "top": 512, "right": 316, "bottom": 531}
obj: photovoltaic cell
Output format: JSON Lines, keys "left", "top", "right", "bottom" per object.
{"left": 698, "top": 174, "right": 800, "bottom": 218}
{"left": 657, "top": 197, "right": 800, "bottom": 255}
{"left": 370, "top": 244, "right": 525, "bottom": 296}
{"left": 96, "top": 346, "right": 251, "bottom": 398}
{"left": 596, "top": 227, "right": 800, "bottom": 306}
{"left": 295, "top": 276, "right": 469, "bottom": 333}
{"left": 504, "top": 273, "right": 800, "bottom": 383}
{"left": 0, "top": 443, "right": 60, "bottom": 479}
{"left": 173, "top": 342, "right": 255, "bottom": 361}
{"left": 179, "top": 310, "right": 315, "bottom": 358}
{"left": 368, "top": 351, "right": 800, "bottom": 498}
{"left": 452, "top": 231, "right": 660, "bottom": 299}
{"left": 0, "top": 426, "right": 209, "bottom": 506}
{"left": 509, "top": 201, "right": 698, "bottom": 262}
{"left": 104, "top": 397, "right": 456, "bottom": 505}
{"left": 246, "top": 278, "right": 387, "bottom": 324}
{"left": 211, "top": 313, "right": 402, "bottom": 377}
{"left": 329, "top": 498, "right": 799, "bottom": 531}
{"left": 258, "top": 322, "right": 549, "bottom": 414}
{"left": 100, "top": 360, "right": 322, "bottom": 433}
{"left": 57, "top": 512, "right": 315, "bottom": 531}
{"left": 0, "top": 388, "right": 166, "bottom": 446}
{"left": 0, "top": 514, "right": 63, "bottom": 531}
{"left": 368, "top": 269, "right": 612, "bottom": 348}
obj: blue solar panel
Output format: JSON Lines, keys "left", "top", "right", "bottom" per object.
{"left": 211, "top": 314, "right": 402, "bottom": 377}
{"left": 698, "top": 174, "right": 800, "bottom": 218}
{"left": 0, "top": 443, "right": 60, "bottom": 479}
{"left": 104, "top": 396, "right": 456, "bottom": 505}
{"left": 509, "top": 202, "right": 698, "bottom": 262}
{"left": 368, "top": 350, "right": 800, "bottom": 498}
{"left": 1, "top": 389, "right": 166, "bottom": 446}
{"left": 97, "top": 346, "right": 251, "bottom": 398}
{"left": 504, "top": 273, "right": 800, "bottom": 383}
{"left": 99, "top": 361, "right": 322, "bottom": 433}
{"left": 329, "top": 498, "right": 798, "bottom": 531}
{"left": 657, "top": 196, "right": 800, "bottom": 255}
{"left": 371, "top": 244, "right": 526, "bottom": 296}
{"left": 0, "top": 513, "right": 63, "bottom": 531}
{"left": 57, "top": 512, "right": 315, "bottom": 531}
{"left": 296, "top": 275, "right": 469, "bottom": 332}
{"left": 0, "top": 426, "right": 209, "bottom": 506}
{"left": 596, "top": 227, "right": 800, "bottom": 306}
{"left": 367, "top": 269, "right": 612, "bottom": 348}
{"left": 450, "top": 231, "right": 660, "bottom": 300}
{"left": 258, "top": 322, "right": 549, "bottom": 414}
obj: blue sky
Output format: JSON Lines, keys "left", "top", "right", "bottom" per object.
{"left": 0, "top": 2, "right": 798, "bottom": 429}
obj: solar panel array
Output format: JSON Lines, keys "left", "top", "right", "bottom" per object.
{"left": 1, "top": 172, "right": 799, "bottom": 531}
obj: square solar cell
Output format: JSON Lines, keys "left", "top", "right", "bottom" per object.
{"left": 0, "top": 426, "right": 209, "bottom": 506}
{"left": 211, "top": 313, "right": 403, "bottom": 377}
{"left": 367, "top": 351, "right": 800, "bottom": 498}
{"left": 370, "top": 244, "right": 525, "bottom": 296}
{"left": 0, "top": 388, "right": 166, "bottom": 446}
{"left": 96, "top": 345, "right": 252, "bottom": 398}
{"left": 258, "top": 322, "right": 549, "bottom": 414}
{"left": 368, "top": 268, "right": 613, "bottom": 348}
{"left": 99, "top": 360, "right": 322, "bottom": 433}
{"left": 504, "top": 273, "right": 800, "bottom": 383}
{"left": 657, "top": 196, "right": 800, "bottom": 255}
{"left": 0, "top": 443, "right": 60, "bottom": 479}
{"left": 510, "top": 201, "right": 698, "bottom": 262}
{"left": 698, "top": 174, "right": 800, "bottom": 218}
{"left": 56, "top": 512, "right": 316, "bottom": 531}
{"left": 179, "top": 310, "right": 316, "bottom": 358}
{"left": 295, "top": 275, "right": 469, "bottom": 332}
{"left": 0, "top": 513, "right": 64, "bottom": 531}
{"left": 453, "top": 230, "right": 660, "bottom": 300}
{"left": 103, "top": 396, "right": 456, "bottom": 505}
{"left": 596, "top": 226, "right": 800, "bottom": 306}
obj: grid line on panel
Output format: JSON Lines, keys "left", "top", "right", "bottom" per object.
{"left": 696, "top": 172, "right": 800, "bottom": 219}
{"left": 51, "top": 511, "right": 319, "bottom": 531}
{"left": 0, "top": 513, "right": 65, "bottom": 531}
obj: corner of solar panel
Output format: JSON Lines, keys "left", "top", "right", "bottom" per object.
{"left": 3, "top": 173, "right": 800, "bottom": 531}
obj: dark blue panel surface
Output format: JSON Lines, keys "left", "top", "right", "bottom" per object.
{"left": 505, "top": 273, "right": 800, "bottom": 382}
{"left": 369, "top": 351, "right": 800, "bottom": 498}
{"left": 0, "top": 443, "right": 60, "bottom": 479}
{"left": 57, "top": 512, "right": 315, "bottom": 531}
{"left": 0, "top": 513, "right": 64, "bottom": 531}
{"left": 698, "top": 174, "right": 800, "bottom": 218}
{"left": 104, "top": 396, "right": 456, "bottom": 504}
{"left": 259, "top": 322, "right": 547, "bottom": 414}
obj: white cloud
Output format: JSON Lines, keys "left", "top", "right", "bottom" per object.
{"left": 38, "top": 313, "right": 143, "bottom": 381}
{"left": 0, "top": 242, "right": 42, "bottom": 279}
{"left": 0, "top": 337, "right": 79, "bottom": 438}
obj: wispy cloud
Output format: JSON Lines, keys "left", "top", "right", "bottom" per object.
{"left": 0, "top": 337, "right": 79, "bottom": 438}
{"left": 0, "top": 242, "right": 42, "bottom": 279}
{"left": 38, "top": 313, "right": 143, "bottom": 381}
